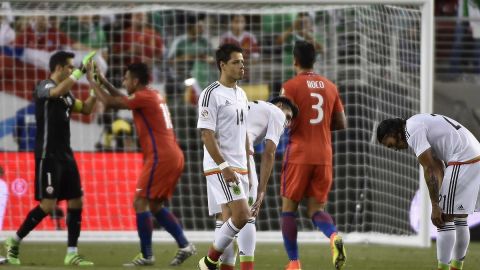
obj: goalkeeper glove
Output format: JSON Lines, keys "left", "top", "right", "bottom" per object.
{"left": 70, "top": 51, "right": 97, "bottom": 81}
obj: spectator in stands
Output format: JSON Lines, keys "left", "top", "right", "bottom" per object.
{"left": 13, "top": 103, "right": 36, "bottom": 151}
{"left": 167, "top": 14, "right": 214, "bottom": 99}
{"left": 14, "top": 15, "right": 83, "bottom": 51}
{"left": 220, "top": 14, "right": 260, "bottom": 60}
{"left": 0, "top": 2, "right": 15, "bottom": 46}
{"left": 220, "top": 14, "right": 260, "bottom": 82}
{"left": 60, "top": 13, "right": 108, "bottom": 56}
{"left": 276, "top": 12, "right": 324, "bottom": 80}
{"left": 116, "top": 12, "right": 164, "bottom": 83}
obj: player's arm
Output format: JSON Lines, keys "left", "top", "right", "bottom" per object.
{"left": 200, "top": 129, "right": 238, "bottom": 183}
{"left": 96, "top": 67, "right": 124, "bottom": 97}
{"left": 331, "top": 111, "right": 347, "bottom": 130}
{"left": 72, "top": 93, "right": 96, "bottom": 115}
{"left": 417, "top": 148, "right": 445, "bottom": 227}
{"left": 251, "top": 139, "right": 277, "bottom": 217}
{"left": 50, "top": 51, "right": 97, "bottom": 98}
{"left": 86, "top": 61, "right": 129, "bottom": 110}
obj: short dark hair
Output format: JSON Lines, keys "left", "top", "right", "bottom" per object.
{"left": 125, "top": 62, "right": 150, "bottom": 85}
{"left": 216, "top": 43, "right": 243, "bottom": 71}
{"left": 376, "top": 118, "right": 406, "bottom": 143}
{"left": 293, "top": 40, "right": 316, "bottom": 69}
{"left": 49, "top": 51, "right": 75, "bottom": 72}
{"left": 269, "top": 96, "right": 299, "bottom": 119}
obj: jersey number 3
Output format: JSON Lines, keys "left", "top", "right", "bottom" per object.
{"left": 310, "top": 93, "right": 324, "bottom": 124}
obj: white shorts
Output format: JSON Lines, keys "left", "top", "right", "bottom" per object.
{"left": 439, "top": 162, "right": 480, "bottom": 215}
{"left": 207, "top": 172, "right": 249, "bottom": 216}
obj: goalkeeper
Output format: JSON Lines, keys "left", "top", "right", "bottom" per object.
{"left": 86, "top": 61, "right": 196, "bottom": 267}
{"left": 5, "top": 51, "right": 97, "bottom": 266}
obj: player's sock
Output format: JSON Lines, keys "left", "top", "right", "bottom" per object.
{"left": 136, "top": 211, "right": 153, "bottom": 259}
{"left": 209, "top": 218, "right": 240, "bottom": 262}
{"left": 438, "top": 261, "right": 449, "bottom": 270}
{"left": 154, "top": 207, "right": 189, "bottom": 248}
{"left": 451, "top": 217, "right": 469, "bottom": 269}
{"left": 66, "top": 208, "right": 82, "bottom": 248}
{"left": 17, "top": 205, "right": 48, "bottom": 239}
{"left": 450, "top": 259, "right": 463, "bottom": 270}
{"left": 311, "top": 211, "right": 337, "bottom": 238}
{"left": 220, "top": 264, "right": 235, "bottom": 270}
{"left": 220, "top": 241, "right": 237, "bottom": 269}
{"left": 238, "top": 218, "right": 256, "bottom": 270}
{"left": 282, "top": 212, "right": 299, "bottom": 261}
{"left": 437, "top": 222, "right": 455, "bottom": 266}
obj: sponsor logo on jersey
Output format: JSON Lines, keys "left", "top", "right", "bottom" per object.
{"left": 44, "top": 83, "right": 55, "bottom": 89}
{"left": 458, "top": 205, "right": 464, "bottom": 211}
{"left": 46, "top": 186, "right": 54, "bottom": 194}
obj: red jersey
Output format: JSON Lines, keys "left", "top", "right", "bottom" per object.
{"left": 219, "top": 31, "right": 260, "bottom": 59}
{"left": 124, "top": 88, "right": 181, "bottom": 162}
{"left": 282, "top": 72, "right": 344, "bottom": 164}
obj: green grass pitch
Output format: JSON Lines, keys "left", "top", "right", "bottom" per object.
{"left": 2, "top": 242, "right": 479, "bottom": 269}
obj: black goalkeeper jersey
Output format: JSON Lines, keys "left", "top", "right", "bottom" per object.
{"left": 34, "top": 79, "right": 76, "bottom": 160}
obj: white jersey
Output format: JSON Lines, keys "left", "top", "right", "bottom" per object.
{"left": 197, "top": 81, "right": 249, "bottom": 173}
{"left": 406, "top": 113, "right": 480, "bottom": 163}
{"left": 247, "top": 100, "right": 286, "bottom": 152}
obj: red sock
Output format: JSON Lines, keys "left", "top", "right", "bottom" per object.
{"left": 220, "top": 264, "right": 234, "bottom": 270}
{"left": 207, "top": 246, "right": 223, "bottom": 262}
{"left": 240, "top": 261, "right": 254, "bottom": 270}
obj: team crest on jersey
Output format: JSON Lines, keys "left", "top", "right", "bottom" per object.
{"left": 200, "top": 109, "right": 209, "bottom": 119}
{"left": 46, "top": 186, "right": 54, "bottom": 194}
{"left": 232, "top": 185, "right": 241, "bottom": 195}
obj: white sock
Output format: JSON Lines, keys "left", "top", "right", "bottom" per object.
{"left": 452, "top": 217, "right": 469, "bottom": 261}
{"left": 436, "top": 221, "right": 456, "bottom": 265}
{"left": 214, "top": 218, "right": 239, "bottom": 252}
{"left": 67, "top": 247, "right": 78, "bottom": 254}
{"left": 237, "top": 218, "right": 256, "bottom": 260}
{"left": 220, "top": 241, "right": 237, "bottom": 266}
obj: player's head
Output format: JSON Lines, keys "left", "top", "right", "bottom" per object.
{"left": 293, "top": 40, "right": 316, "bottom": 70}
{"left": 49, "top": 51, "right": 75, "bottom": 81}
{"left": 216, "top": 43, "right": 244, "bottom": 81}
{"left": 123, "top": 62, "right": 150, "bottom": 94}
{"left": 269, "top": 96, "right": 299, "bottom": 127}
{"left": 376, "top": 118, "right": 409, "bottom": 151}
{"left": 230, "top": 14, "right": 246, "bottom": 33}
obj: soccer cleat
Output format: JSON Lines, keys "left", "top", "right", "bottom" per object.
{"left": 285, "top": 260, "right": 302, "bottom": 270}
{"left": 0, "top": 255, "right": 6, "bottom": 264}
{"left": 198, "top": 256, "right": 218, "bottom": 270}
{"left": 64, "top": 252, "right": 94, "bottom": 266}
{"left": 331, "top": 234, "right": 347, "bottom": 270}
{"left": 123, "top": 253, "right": 155, "bottom": 267}
{"left": 170, "top": 243, "right": 197, "bottom": 266}
{"left": 5, "top": 237, "right": 20, "bottom": 265}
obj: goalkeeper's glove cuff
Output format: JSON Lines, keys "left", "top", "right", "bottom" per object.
{"left": 69, "top": 69, "right": 83, "bottom": 81}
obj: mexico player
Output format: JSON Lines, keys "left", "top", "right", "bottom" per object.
{"left": 211, "top": 97, "right": 298, "bottom": 270}
{"left": 280, "top": 41, "right": 347, "bottom": 270}
{"left": 87, "top": 62, "right": 196, "bottom": 266}
{"left": 377, "top": 114, "right": 480, "bottom": 270}
{"left": 4, "top": 51, "right": 97, "bottom": 266}
{"left": 197, "top": 44, "right": 251, "bottom": 270}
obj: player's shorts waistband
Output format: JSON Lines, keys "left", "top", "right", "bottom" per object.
{"left": 447, "top": 156, "right": 480, "bottom": 166}
{"left": 204, "top": 167, "right": 248, "bottom": 176}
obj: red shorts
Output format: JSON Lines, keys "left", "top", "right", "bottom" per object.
{"left": 137, "top": 153, "right": 184, "bottom": 200}
{"left": 280, "top": 163, "right": 333, "bottom": 203}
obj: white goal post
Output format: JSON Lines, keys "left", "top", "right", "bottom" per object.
{"left": 0, "top": 0, "right": 433, "bottom": 247}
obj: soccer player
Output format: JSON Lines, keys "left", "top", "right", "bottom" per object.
{"left": 211, "top": 97, "right": 298, "bottom": 270}
{"left": 377, "top": 114, "right": 480, "bottom": 270}
{"left": 196, "top": 43, "right": 251, "bottom": 270}
{"left": 86, "top": 62, "right": 196, "bottom": 266}
{"left": 4, "top": 50, "right": 97, "bottom": 266}
{"left": 280, "top": 40, "right": 347, "bottom": 270}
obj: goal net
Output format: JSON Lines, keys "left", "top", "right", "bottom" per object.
{"left": 0, "top": 1, "right": 433, "bottom": 246}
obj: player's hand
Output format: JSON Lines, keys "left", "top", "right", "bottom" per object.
{"left": 431, "top": 204, "right": 444, "bottom": 228}
{"left": 221, "top": 167, "right": 239, "bottom": 184}
{"left": 79, "top": 51, "right": 97, "bottom": 73}
{"left": 85, "top": 61, "right": 95, "bottom": 83}
{"left": 250, "top": 191, "right": 265, "bottom": 217}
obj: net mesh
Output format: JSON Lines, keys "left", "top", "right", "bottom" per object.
{"left": 0, "top": 2, "right": 424, "bottom": 240}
